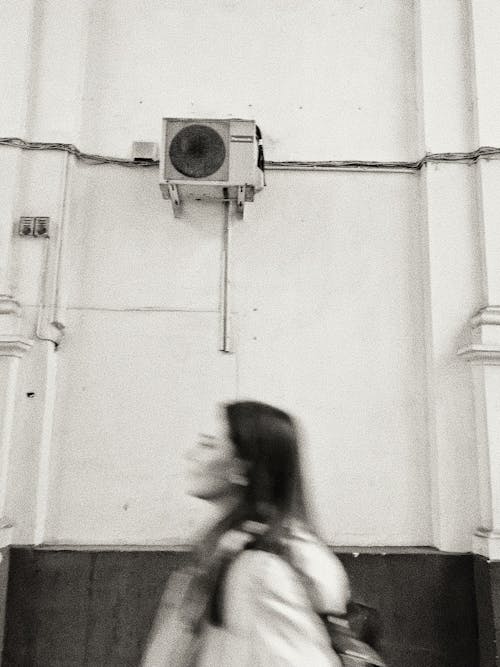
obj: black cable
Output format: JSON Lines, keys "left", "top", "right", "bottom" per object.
{"left": 1, "top": 137, "right": 500, "bottom": 172}
{"left": 0, "top": 138, "right": 155, "bottom": 167}
{"left": 268, "top": 146, "right": 500, "bottom": 171}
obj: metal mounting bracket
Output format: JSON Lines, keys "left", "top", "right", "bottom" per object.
{"left": 236, "top": 185, "right": 246, "bottom": 218}
{"left": 168, "top": 183, "right": 181, "bottom": 218}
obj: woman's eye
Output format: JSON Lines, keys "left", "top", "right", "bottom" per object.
{"left": 200, "top": 440, "right": 216, "bottom": 449}
{"left": 198, "top": 434, "right": 217, "bottom": 449}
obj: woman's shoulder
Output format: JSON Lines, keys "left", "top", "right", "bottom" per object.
{"left": 224, "top": 549, "right": 300, "bottom": 619}
{"left": 289, "top": 526, "right": 347, "bottom": 578}
{"left": 226, "top": 528, "right": 350, "bottom": 615}
{"left": 288, "top": 530, "right": 350, "bottom": 613}
{"left": 218, "top": 542, "right": 345, "bottom": 666}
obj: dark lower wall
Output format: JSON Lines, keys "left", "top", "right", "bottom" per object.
{"left": 0, "top": 548, "right": 9, "bottom": 660}
{"left": 341, "top": 550, "right": 478, "bottom": 666}
{"left": 474, "top": 556, "right": 500, "bottom": 667}
{"left": 2, "top": 548, "right": 479, "bottom": 667}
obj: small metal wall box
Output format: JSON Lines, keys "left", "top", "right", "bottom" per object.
{"left": 34, "top": 217, "right": 50, "bottom": 238}
{"left": 132, "top": 141, "right": 159, "bottom": 162}
{"left": 19, "top": 217, "right": 35, "bottom": 236}
{"left": 19, "top": 216, "right": 50, "bottom": 237}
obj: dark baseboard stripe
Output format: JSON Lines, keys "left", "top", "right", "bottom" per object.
{"left": 2, "top": 548, "right": 480, "bottom": 667}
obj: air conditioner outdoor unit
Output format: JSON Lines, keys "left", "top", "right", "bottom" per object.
{"left": 159, "top": 118, "right": 264, "bottom": 217}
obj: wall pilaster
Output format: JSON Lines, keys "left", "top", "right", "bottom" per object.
{"left": 416, "top": 0, "right": 482, "bottom": 551}
{"left": 456, "top": 0, "right": 500, "bottom": 561}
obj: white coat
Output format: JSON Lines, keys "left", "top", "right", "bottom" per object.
{"left": 197, "top": 529, "right": 350, "bottom": 666}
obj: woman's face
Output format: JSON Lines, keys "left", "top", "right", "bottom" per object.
{"left": 186, "top": 413, "right": 244, "bottom": 501}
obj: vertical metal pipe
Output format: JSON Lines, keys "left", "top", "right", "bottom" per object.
{"left": 35, "top": 152, "right": 69, "bottom": 346}
{"left": 53, "top": 151, "right": 71, "bottom": 327}
{"left": 219, "top": 188, "right": 230, "bottom": 352}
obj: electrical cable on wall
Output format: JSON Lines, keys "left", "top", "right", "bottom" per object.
{"left": 2, "top": 137, "right": 500, "bottom": 173}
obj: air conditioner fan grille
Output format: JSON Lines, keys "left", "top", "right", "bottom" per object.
{"left": 169, "top": 124, "right": 226, "bottom": 178}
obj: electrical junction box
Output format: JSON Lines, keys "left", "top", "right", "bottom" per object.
{"left": 19, "top": 217, "right": 35, "bottom": 236}
{"left": 159, "top": 118, "right": 264, "bottom": 216}
{"left": 18, "top": 216, "right": 50, "bottom": 237}
{"left": 132, "top": 141, "right": 158, "bottom": 162}
{"left": 34, "top": 217, "right": 50, "bottom": 237}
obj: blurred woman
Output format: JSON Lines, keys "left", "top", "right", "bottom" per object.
{"left": 141, "top": 400, "right": 350, "bottom": 666}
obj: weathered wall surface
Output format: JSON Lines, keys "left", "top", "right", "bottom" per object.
{"left": 0, "top": 0, "right": 486, "bottom": 550}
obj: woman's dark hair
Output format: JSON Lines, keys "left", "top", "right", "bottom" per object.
{"left": 224, "top": 400, "right": 311, "bottom": 530}
{"left": 197, "top": 401, "right": 317, "bottom": 627}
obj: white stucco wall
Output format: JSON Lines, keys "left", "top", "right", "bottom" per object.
{"left": 37, "top": 166, "right": 430, "bottom": 546}
{"left": 77, "top": 0, "right": 419, "bottom": 162}
{"left": 1, "top": 0, "right": 485, "bottom": 549}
